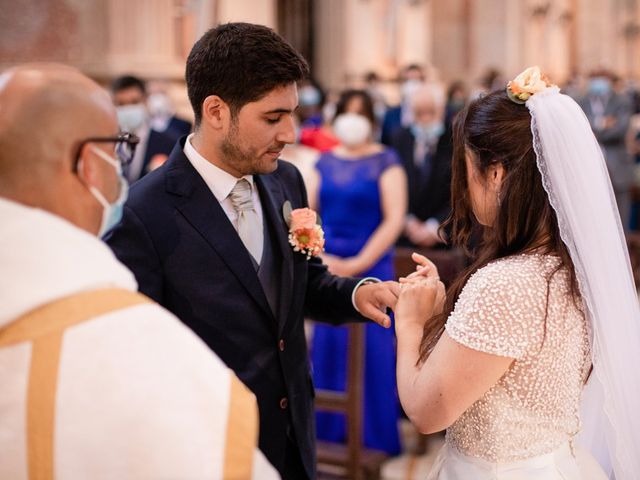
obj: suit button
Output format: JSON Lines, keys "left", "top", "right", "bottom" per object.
{"left": 278, "top": 339, "right": 285, "bottom": 351}
{"left": 279, "top": 397, "right": 288, "bottom": 410}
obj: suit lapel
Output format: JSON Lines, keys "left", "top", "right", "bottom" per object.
{"left": 164, "top": 145, "right": 275, "bottom": 321}
{"left": 255, "top": 173, "right": 294, "bottom": 333}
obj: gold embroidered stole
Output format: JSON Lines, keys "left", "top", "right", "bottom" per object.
{"left": 0, "top": 289, "right": 150, "bottom": 480}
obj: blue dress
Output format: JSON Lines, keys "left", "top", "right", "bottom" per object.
{"left": 311, "top": 148, "right": 401, "bottom": 455}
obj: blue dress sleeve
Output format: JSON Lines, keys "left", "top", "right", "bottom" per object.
{"left": 378, "top": 147, "right": 401, "bottom": 172}
{"left": 314, "top": 152, "right": 331, "bottom": 175}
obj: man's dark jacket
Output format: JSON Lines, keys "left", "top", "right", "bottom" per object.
{"left": 106, "top": 138, "right": 363, "bottom": 479}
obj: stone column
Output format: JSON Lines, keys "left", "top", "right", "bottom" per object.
{"left": 577, "top": 0, "right": 616, "bottom": 73}
{"left": 619, "top": 0, "right": 640, "bottom": 79}
{"left": 313, "top": 0, "right": 347, "bottom": 89}
{"left": 396, "top": 0, "right": 433, "bottom": 74}
{"left": 469, "top": 0, "right": 508, "bottom": 80}
{"left": 314, "top": 0, "right": 434, "bottom": 88}
{"left": 218, "top": 0, "right": 276, "bottom": 27}
{"left": 343, "top": 0, "right": 385, "bottom": 82}
{"left": 102, "top": 0, "right": 183, "bottom": 78}
{"left": 432, "top": 0, "right": 470, "bottom": 83}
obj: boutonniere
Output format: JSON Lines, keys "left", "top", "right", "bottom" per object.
{"left": 282, "top": 201, "right": 325, "bottom": 259}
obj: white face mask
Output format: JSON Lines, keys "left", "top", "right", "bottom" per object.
{"left": 147, "top": 93, "right": 173, "bottom": 118}
{"left": 401, "top": 79, "right": 423, "bottom": 101}
{"left": 88, "top": 146, "right": 129, "bottom": 237}
{"left": 333, "top": 113, "right": 372, "bottom": 148}
{"left": 411, "top": 121, "right": 444, "bottom": 143}
{"left": 116, "top": 104, "right": 147, "bottom": 132}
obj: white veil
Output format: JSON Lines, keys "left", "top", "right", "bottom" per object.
{"left": 526, "top": 86, "right": 640, "bottom": 479}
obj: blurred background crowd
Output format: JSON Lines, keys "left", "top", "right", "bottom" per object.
{"left": 3, "top": 0, "right": 640, "bottom": 478}
{"left": 4, "top": 0, "right": 640, "bottom": 231}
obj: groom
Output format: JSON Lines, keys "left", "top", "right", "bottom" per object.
{"left": 106, "top": 22, "right": 400, "bottom": 480}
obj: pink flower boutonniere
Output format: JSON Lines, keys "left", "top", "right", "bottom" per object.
{"left": 283, "top": 201, "right": 325, "bottom": 259}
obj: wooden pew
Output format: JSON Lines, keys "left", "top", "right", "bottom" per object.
{"left": 315, "top": 322, "right": 387, "bottom": 479}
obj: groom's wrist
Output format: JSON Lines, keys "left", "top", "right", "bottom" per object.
{"left": 352, "top": 277, "right": 381, "bottom": 313}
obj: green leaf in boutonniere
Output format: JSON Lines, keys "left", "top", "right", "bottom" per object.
{"left": 282, "top": 200, "right": 293, "bottom": 227}
{"left": 282, "top": 200, "right": 323, "bottom": 228}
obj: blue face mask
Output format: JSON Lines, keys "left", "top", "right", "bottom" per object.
{"left": 298, "top": 86, "right": 322, "bottom": 107}
{"left": 88, "top": 146, "right": 129, "bottom": 237}
{"left": 588, "top": 77, "right": 611, "bottom": 97}
{"left": 411, "top": 121, "right": 444, "bottom": 142}
{"left": 449, "top": 98, "right": 465, "bottom": 111}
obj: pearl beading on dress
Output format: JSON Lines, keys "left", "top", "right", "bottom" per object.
{"left": 444, "top": 254, "right": 591, "bottom": 462}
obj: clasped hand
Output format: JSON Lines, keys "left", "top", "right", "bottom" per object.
{"left": 396, "top": 253, "right": 446, "bottom": 331}
{"left": 354, "top": 252, "right": 446, "bottom": 330}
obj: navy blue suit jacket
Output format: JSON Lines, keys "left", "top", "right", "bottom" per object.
{"left": 135, "top": 129, "right": 176, "bottom": 182}
{"left": 106, "top": 138, "right": 363, "bottom": 478}
{"left": 381, "top": 106, "right": 402, "bottom": 146}
{"left": 165, "top": 115, "right": 192, "bottom": 141}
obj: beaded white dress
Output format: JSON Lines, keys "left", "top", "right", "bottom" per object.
{"left": 427, "top": 254, "right": 607, "bottom": 479}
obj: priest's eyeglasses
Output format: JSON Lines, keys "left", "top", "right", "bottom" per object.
{"left": 72, "top": 132, "right": 140, "bottom": 173}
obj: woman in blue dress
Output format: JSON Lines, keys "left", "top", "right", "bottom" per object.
{"left": 306, "top": 90, "right": 408, "bottom": 455}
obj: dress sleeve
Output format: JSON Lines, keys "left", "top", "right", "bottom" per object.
{"left": 445, "top": 259, "right": 547, "bottom": 359}
{"left": 314, "top": 152, "right": 328, "bottom": 174}
{"left": 379, "top": 147, "right": 402, "bottom": 172}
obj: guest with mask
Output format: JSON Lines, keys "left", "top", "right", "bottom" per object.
{"left": 579, "top": 70, "right": 633, "bottom": 229}
{"left": 364, "top": 71, "right": 389, "bottom": 129}
{"left": 391, "top": 84, "right": 453, "bottom": 248}
{"left": 306, "top": 89, "right": 407, "bottom": 455}
{"left": 297, "top": 78, "right": 325, "bottom": 128}
{"left": 381, "top": 64, "right": 426, "bottom": 146}
{"left": 444, "top": 80, "right": 467, "bottom": 128}
{"left": 298, "top": 79, "right": 341, "bottom": 152}
{"left": 146, "top": 89, "right": 192, "bottom": 142}
{"left": 111, "top": 75, "right": 176, "bottom": 182}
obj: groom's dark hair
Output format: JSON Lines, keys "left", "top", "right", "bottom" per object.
{"left": 186, "top": 22, "right": 309, "bottom": 128}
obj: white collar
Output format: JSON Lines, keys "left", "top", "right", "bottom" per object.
{"left": 183, "top": 133, "right": 255, "bottom": 202}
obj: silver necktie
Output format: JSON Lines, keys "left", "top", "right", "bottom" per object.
{"left": 228, "top": 179, "right": 263, "bottom": 264}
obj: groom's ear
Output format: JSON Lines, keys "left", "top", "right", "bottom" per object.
{"left": 201, "top": 95, "right": 229, "bottom": 131}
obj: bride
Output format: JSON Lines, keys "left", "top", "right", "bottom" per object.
{"left": 394, "top": 66, "right": 640, "bottom": 479}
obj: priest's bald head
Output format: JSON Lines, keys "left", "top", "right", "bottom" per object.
{"left": 0, "top": 63, "right": 136, "bottom": 235}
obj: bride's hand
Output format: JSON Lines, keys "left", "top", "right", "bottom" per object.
{"left": 399, "top": 252, "right": 440, "bottom": 283}
{"left": 395, "top": 277, "right": 445, "bottom": 333}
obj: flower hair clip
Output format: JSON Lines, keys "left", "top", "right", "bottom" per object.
{"left": 282, "top": 201, "right": 325, "bottom": 259}
{"left": 506, "top": 66, "right": 556, "bottom": 104}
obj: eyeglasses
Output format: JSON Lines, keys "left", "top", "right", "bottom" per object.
{"left": 72, "top": 132, "right": 140, "bottom": 173}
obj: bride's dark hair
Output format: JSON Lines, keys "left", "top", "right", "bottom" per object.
{"left": 418, "top": 90, "right": 580, "bottom": 362}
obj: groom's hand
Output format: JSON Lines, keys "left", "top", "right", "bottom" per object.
{"left": 354, "top": 281, "right": 401, "bottom": 328}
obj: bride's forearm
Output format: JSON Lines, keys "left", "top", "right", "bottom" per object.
{"left": 396, "top": 324, "right": 429, "bottom": 421}
{"left": 396, "top": 323, "right": 448, "bottom": 433}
